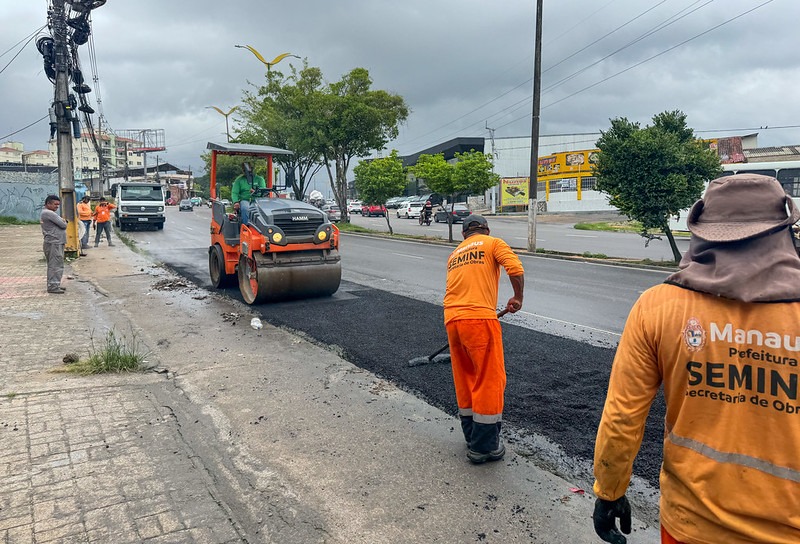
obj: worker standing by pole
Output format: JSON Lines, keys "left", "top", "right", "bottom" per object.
{"left": 51, "top": 0, "right": 80, "bottom": 257}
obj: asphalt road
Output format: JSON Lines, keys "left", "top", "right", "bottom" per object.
{"left": 123, "top": 206, "right": 668, "bottom": 493}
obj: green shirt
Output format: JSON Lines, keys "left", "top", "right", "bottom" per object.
{"left": 231, "top": 174, "right": 266, "bottom": 203}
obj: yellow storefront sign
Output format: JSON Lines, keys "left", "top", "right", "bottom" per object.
{"left": 501, "top": 177, "right": 528, "bottom": 206}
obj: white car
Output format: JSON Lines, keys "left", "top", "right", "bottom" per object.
{"left": 347, "top": 200, "right": 362, "bottom": 214}
{"left": 397, "top": 201, "right": 423, "bottom": 219}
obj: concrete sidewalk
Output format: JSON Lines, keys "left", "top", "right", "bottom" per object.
{"left": 0, "top": 224, "right": 661, "bottom": 543}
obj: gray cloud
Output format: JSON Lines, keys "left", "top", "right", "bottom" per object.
{"left": 2, "top": 0, "right": 798, "bottom": 174}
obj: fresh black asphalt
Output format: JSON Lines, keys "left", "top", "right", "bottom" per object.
{"left": 175, "top": 272, "right": 667, "bottom": 489}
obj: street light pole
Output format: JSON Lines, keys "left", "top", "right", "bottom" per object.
{"left": 206, "top": 106, "right": 239, "bottom": 142}
{"left": 234, "top": 45, "right": 300, "bottom": 74}
{"left": 527, "top": 0, "right": 543, "bottom": 253}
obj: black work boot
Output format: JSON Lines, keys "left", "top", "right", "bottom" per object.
{"left": 467, "top": 422, "right": 504, "bottom": 464}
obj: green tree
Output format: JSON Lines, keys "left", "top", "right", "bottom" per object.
{"left": 238, "top": 64, "right": 326, "bottom": 200}
{"left": 412, "top": 150, "right": 498, "bottom": 241}
{"left": 315, "top": 68, "right": 409, "bottom": 218}
{"left": 594, "top": 110, "right": 721, "bottom": 261}
{"left": 354, "top": 150, "right": 406, "bottom": 234}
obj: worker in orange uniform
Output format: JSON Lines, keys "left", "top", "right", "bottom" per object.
{"left": 92, "top": 197, "right": 116, "bottom": 247}
{"left": 76, "top": 194, "right": 93, "bottom": 250}
{"left": 592, "top": 174, "right": 800, "bottom": 544}
{"left": 444, "top": 214, "right": 524, "bottom": 464}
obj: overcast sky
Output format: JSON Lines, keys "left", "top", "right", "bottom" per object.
{"left": 2, "top": 0, "right": 798, "bottom": 184}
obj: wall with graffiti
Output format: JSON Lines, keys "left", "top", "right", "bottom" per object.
{"left": 0, "top": 172, "right": 59, "bottom": 222}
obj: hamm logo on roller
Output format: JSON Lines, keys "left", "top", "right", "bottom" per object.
{"left": 683, "top": 317, "right": 706, "bottom": 352}
{"left": 291, "top": 216, "right": 309, "bottom": 221}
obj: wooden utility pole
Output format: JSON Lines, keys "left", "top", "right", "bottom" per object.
{"left": 527, "top": 0, "right": 543, "bottom": 252}
{"left": 52, "top": 0, "right": 80, "bottom": 256}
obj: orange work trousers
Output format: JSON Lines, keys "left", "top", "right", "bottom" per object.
{"left": 446, "top": 318, "right": 506, "bottom": 422}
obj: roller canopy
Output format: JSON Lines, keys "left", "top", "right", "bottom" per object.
{"left": 206, "top": 142, "right": 294, "bottom": 157}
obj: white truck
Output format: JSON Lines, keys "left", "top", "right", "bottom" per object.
{"left": 110, "top": 181, "right": 168, "bottom": 231}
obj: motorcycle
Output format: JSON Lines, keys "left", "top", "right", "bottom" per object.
{"left": 419, "top": 209, "right": 432, "bottom": 226}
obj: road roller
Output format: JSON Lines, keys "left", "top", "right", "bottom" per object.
{"left": 206, "top": 142, "right": 341, "bottom": 304}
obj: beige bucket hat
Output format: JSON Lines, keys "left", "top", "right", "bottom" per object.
{"left": 687, "top": 173, "right": 800, "bottom": 242}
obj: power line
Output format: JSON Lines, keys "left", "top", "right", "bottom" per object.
{"left": 542, "top": 0, "right": 775, "bottom": 111}
{"left": 0, "top": 114, "right": 49, "bottom": 141}
{"left": 491, "top": 0, "right": 773, "bottom": 131}
{"left": 0, "top": 25, "right": 46, "bottom": 59}
{"left": 0, "top": 27, "right": 45, "bottom": 76}
{"left": 395, "top": 0, "right": 714, "bottom": 151}
{"left": 543, "top": 0, "right": 669, "bottom": 75}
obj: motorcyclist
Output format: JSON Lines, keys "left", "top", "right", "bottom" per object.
{"left": 421, "top": 200, "right": 433, "bottom": 225}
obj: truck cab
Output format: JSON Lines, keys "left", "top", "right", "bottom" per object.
{"left": 111, "top": 182, "right": 168, "bottom": 231}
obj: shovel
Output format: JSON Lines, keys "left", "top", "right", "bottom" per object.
{"left": 408, "top": 309, "right": 509, "bottom": 367}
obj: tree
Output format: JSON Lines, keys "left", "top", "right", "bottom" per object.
{"left": 353, "top": 150, "right": 405, "bottom": 234}
{"left": 238, "top": 64, "right": 326, "bottom": 201}
{"left": 594, "top": 110, "right": 721, "bottom": 261}
{"left": 315, "top": 68, "right": 409, "bottom": 221}
{"left": 411, "top": 150, "right": 499, "bottom": 242}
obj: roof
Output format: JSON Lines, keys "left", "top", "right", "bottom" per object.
{"left": 0, "top": 147, "right": 22, "bottom": 153}
{"left": 206, "top": 142, "right": 293, "bottom": 156}
{"left": 400, "top": 137, "right": 485, "bottom": 167}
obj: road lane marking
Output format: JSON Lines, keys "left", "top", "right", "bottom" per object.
{"left": 391, "top": 252, "right": 424, "bottom": 259}
{"left": 514, "top": 237, "right": 545, "bottom": 241}
{"left": 565, "top": 234, "right": 598, "bottom": 238}
{"left": 517, "top": 310, "right": 621, "bottom": 336}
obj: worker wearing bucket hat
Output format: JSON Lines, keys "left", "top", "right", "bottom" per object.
{"left": 593, "top": 174, "right": 800, "bottom": 544}
{"left": 444, "top": 214, "right": 524, "bottom": 464}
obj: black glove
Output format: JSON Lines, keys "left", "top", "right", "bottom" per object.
{"left": 593, "top": 496, "right": 631, "bottom": 544}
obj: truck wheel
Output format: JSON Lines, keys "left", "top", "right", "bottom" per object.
{"left": 209, "top": 245, "right": 235, "bottom": 288}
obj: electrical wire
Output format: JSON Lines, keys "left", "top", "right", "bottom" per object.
{"left": 0, "top": 115, "right": 49, "bottom": 141}
{"left": 0, "top": 25, "right": 46, "bottom": 59}
{"left": 542, "top": 0, "right": 775, "bottom": 111}
{"left": 394, "top": 0, "right": 711, "bottom": 151}
{"left": 0, "top": 28, "right": 45, "bottom": 76}
{"left": 543, "top": 0, "right": 669, "bottom": 75}
{"left": 491, "top": 0, "right": 775, "bottom": 131}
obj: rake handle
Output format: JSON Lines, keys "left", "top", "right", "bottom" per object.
{"left": 428, "top": 308, "right": 509, "bottom": 361}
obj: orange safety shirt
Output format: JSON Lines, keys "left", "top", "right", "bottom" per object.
{"left": 77, "top": 201, "right": 93, "bottom": 221}
{"left": 443, "top": 234, "right": 524, "bottom": 324}
{"left": 92, "top": 203, "right": 116, "bottom": 223}
{"left": 594, "top": 283, "right": 800, "bottom": 544}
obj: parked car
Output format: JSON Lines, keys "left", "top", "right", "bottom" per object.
{"left": 417, "top": 193, "right": 444, "bottom": 207}
{"left": 178, "top": 199, "right": 194, "bottom": 211}
{"left": 361, "top": 204, "right": 387, "bottom": 217}
{"left": 347, "top": 200, "right": 362, "bottom": 214}
{"left": 434, "top": 203, "right": 471, "bottom": 223}
{"left": 322, "top": 204, "right": 342, "bottom": 222}
{"left": 385, "top": 196, "right": 405, "bottom": 209}
{"left": 397, "top": 200, "right": 423, "bottom": 219}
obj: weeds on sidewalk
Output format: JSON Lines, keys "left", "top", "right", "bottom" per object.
{"left": 58, "top": 329, "right": 149, "bottom": 374}
{"left": 0, "top": 216, "right": 38, "bottom": 225}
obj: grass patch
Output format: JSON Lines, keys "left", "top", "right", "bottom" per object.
{"left": 582, "top": 251, "right": 608, "bottom": 259}
{"left": 574, "top": 221, "right": 646, "bottom": 233}
{"left": 0, "top": 216, "right": 38, "bottom": 225}
{"left": 58, "top": 329, "right": 149, "bottom": 374}
{"left": 335, "top": 222, "right": 375, "bottom": 234}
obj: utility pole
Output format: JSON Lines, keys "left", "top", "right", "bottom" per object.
{"left": 52, "top": 0, "right": 80, "bottom": 256}
{"left": 486, "top": 121, "right": 498, "bottom": 214}
{"left": 527, "top": 0, "right": 543, "bottom": 252}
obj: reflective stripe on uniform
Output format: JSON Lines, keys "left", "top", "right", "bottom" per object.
{"left": 473, "top": 413, "right": 503, "bottom": 424}
{"left": 669, "top": 431, "right": 800, "bottom": 483}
